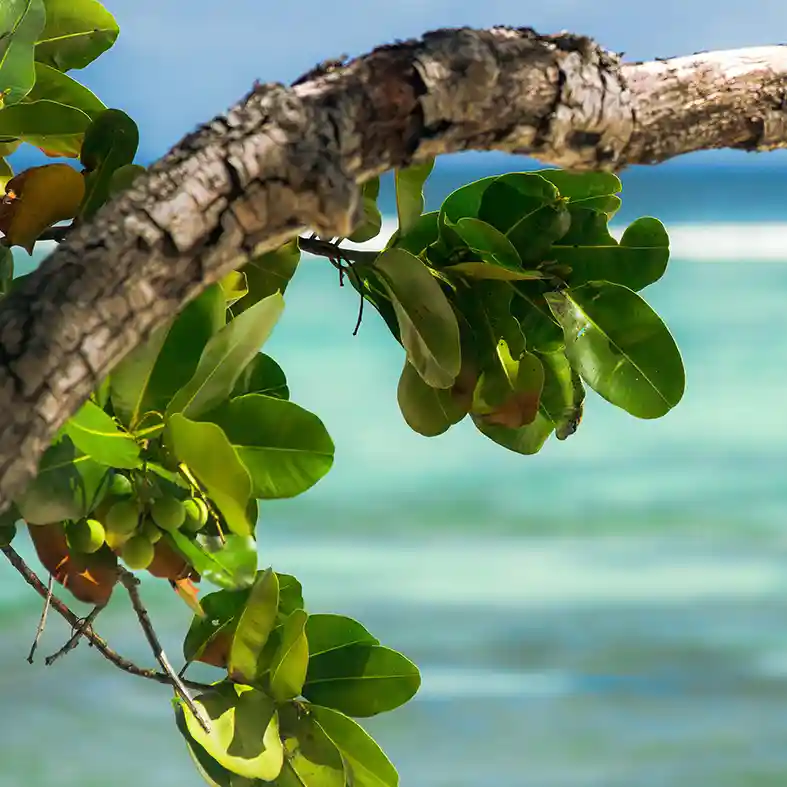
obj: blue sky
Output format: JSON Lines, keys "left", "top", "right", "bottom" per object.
{"left": 39, "top": 0, "right": 787, "bottom": 166}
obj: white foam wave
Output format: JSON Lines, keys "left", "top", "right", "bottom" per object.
{"left": 343, "top": 219, "right": 787, "bottom": 263}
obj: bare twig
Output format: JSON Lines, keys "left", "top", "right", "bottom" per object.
{"left": 27, "top": 573, "right": 53, "bottom": 664}
{"left": 1, "top": 546, "right": 211, "bottom": 691}
{"left": 117, "top": 566, "right": 211, "bottom": 734}
{"left": 44, "top": 604, "right": 105, "bottom": 666}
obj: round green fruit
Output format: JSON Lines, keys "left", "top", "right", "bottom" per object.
{"left": 105, "top": 500, "right": 140, "bottom": 535}
{"left": 150, "top": 496, "right": 186, "bottom": 532}
{"left": 121, "top": 535, "right": 155, "bottom": 570}
{"left": 66, "top": 518, "right": 105, "bottom": 554}
{"left": 182, "top": 498, "right": 209, "bottom": 532}
{"left": 0, "top": 523, "right": 16, "bottom": 547}
{"left": 108, "top": 473, "right": 133, "bottom": 498}
{"left": 140, "top": 518, "right": 163, "bottom": 544}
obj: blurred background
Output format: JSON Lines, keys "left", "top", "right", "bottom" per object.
{"left": 3, "top": 2, "right": 787, "bottom": 786}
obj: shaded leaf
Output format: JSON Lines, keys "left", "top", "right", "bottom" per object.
{"left": 437, "top": 175, "right": 498, "bottom": 248}
{"left": 234, "top": 239, "right": 299, "bottom": 315}
{"left": 509, "top": 288, "right": 564, "bottom": 353}
{"left": 168, "top": 415, "right": 252, "bottom": 536}
{"left": 269, "top": 608, "right": 309, "bottom": 702}
{"left": 0, "top": 99, "right": 91, "bottom": 155}
{"left": 212, "top": 394, "right": 334, "bottom": 500}
{"left": 445, "top": 260, "right": 544, "bottom": 282}
{"left": 107, "top": 162, "right": 145, "bottom": 196}
{"left": 545, "top": 281, "right": 685, "bottom": 418}
{"left": 535, "top": 169, "right": 621, "bottom": 205}
{"left": 373, "top": 248, "right": 460, "bottom": 388}
{"left": 348, "top": 177, "right": 382, "bottom": 243}
{"left": 0, "top": 0, "right": 45, "bottom": 106}
{"left": 394, "top": 159, "right": 433, "bottom": 236}
{"left": 183, "top": 587, "right": 249, "bottom": 665}
{"left": 278, "top": 705, "right": 347, "bottom": 787}
{"left": 388, "top": 210, "right": 438, "bottom": 257}
{"left": 167, "top": 531, "right": 257, "bottom": 591}
{"left": 168, "top": 292, "right": 284, "bottom": 420}
{"left": 472, "top": 410, "right": 554, "bottom": 456}
{"left": 303, "top": 645, "right": 420, "bottom": 718}
{"left": 277, "top": 573, "right": 305, "bottom": 619}
{"left": 0, "top": 157, "right": 12, "bottom": 191}
{"left": 452, "top": 216, "right": 522, "bottom": 269}
{"left": 397, "top": 358, "right": 467, "bottom": 437}
{"left": 231, "top": 353, "right": 289, "bottom": 401}
{"left": 63, "top": 400, "right": 140, "bottom": 468}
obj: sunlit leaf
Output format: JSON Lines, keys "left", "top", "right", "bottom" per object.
{"left": 167, "top": 531, "right": 257, "bottom": 591}
{"left": 27, "top": 61, "right": 105, "bottom": 117}
{"left": 306, "top": 614, "right": 379, "bottom": 658}
{"left": 231, "top": 353, "right": 289, "bottom": 401}
{"left": 0, "top": 0, "right": 45, "bottom": 106}
{"left": 269, "top": 608, "right": 309, "bottom": 701}
{"left": 63, "top": 399, "right": 140, "bottom": 468}
{"left": 0, "top": 99, "right": 91, "bottom": 156}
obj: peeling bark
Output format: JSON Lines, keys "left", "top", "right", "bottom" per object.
{"left": 0, "top": 27, "right": 785, "bottom": 509}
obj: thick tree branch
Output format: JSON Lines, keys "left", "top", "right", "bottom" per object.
{"left": 0, "top": 28, "right": 785, "bottom": 509}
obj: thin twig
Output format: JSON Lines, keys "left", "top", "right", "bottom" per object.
{"left": 1, "top": 546, "right": 211, "bottom": 691}
{"left": 298, "top": 235, "right": 380, "bottom": 265}
{"left": 27, "top": 573, "right": 53, "bottom": 664}
{"left": 117, "top": 566, "right": 211, "bottom": 734}
{"left": 44, "top": 604, "right": 105, "bottom": 666}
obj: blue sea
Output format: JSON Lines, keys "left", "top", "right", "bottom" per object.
{"left": 2, "top": 157, "right": 787, "bottom": 787}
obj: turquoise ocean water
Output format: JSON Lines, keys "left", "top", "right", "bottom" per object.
{"left": 2, "top": 159, "right": 787, "bottom": 786}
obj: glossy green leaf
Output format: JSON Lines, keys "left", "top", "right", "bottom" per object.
{"left": 14, "top": 435, "right": 110, "bottom": 524}
{"left": 311, "top": 705, "right": 398, "bottom": 787}
{"left": 233, "top": 240, "right": 299, "bottom": 315}
{"left": 174, "top": 706, "right": 237, "bottom": 787}
{"left": 269, "top": 609, "right": 309, "bottom": 701}
{"left": 35, "top": 0, "right": 119, "bottom": 72}
{"left": 116, "top": 284, "right": 226, "bottom": 426}
{"left": 388, "top": 210, "right": 438, "bottom": 257}
{"left": 445, "top": 261, "right": 544, "bottom": 282}
{"left": 535, "top": 169, "right": 621, "bottom": 204}
{"left": 220, "top": 271, "right": 248, "bottom": 308}
{"left": 306, "top": 614, "right": 379, "bottom": 658}
{"left": 107, "top": 162, "right": 145, "bottom": 196}
{"left": 397, "top": 358, "right": 467, "bottom": 437}
{"left": 212, "top": 394, "right": 334, "bottom": 500}
{"left": 394, "top": 159, "right": 433, "bottom": 236}
{"left": 168, "top": 531, "right": 257, "bottom": 591}
{"left": 438, "top": 175, "right": 498, "bottom": 247}
{"left": 452, "top": 217, "right": 522, "bottom": 269}
{"left": 183, "top": 586, "right": 249, "bottom": 664}
{"left": 63, "top": 400, "right": 140, "bottom": 468}
{"left": 373, "top": 248, "right": 460, "bottom": 388}
{"left": 229, "top": 568, "right": 279, "bottom": 683}
{"left": 278, "top": 705, "right": 347, "bottom": 787}
{"left": 168, "top": 292, "right": 284, "bottom": 420}
{"left": 348, "top": 177, "right": 382, "bottom": 243}
{"left": 0, "top": 0, "right": 45, "bottom": 106}
{"left": 0, "top": 99, "right": 90, "bottom": 155}
{"left": 27, "top": 62, "right": 105, "bottom": 116}
{"left": 303, "top": 645, "right": 420, "bottom": 717}
{"left": 555, "top": 364, "right": 585, "bottom": 441}
{"left": 230, "top": 353, "right": 289, "bottom": 401}
{"left": 168, "top": 414, "right": 252, "bottom": 536}
{"left": 178, "top": 683, "right": 283, "bottom": 782}
{"left": 456, "top": 280, "right": 525, "bottom": 361}
{"left": 472, "top": 411, "right": 554, "bottom": 456}
{"left": 545, "top": 281, "right": 685, "bottom": 418}
{"left": 509, "top": 288, "right": 564, "bottom": 353}
{"left": 277, "top": 573, "right": 305, "bottom": 619}
{"left": 78, "top": 108, "right": 139, "bottom": 219}
{"left": 552, "top": 216, "right": 670, "bottom": 291}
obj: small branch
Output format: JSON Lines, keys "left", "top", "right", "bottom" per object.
{"left": 117, "top": 566, "right": 212, "bottom": 734}
{"left": 44, "top": 604, "right": 104, "bottom": 666}
{"left": 27, "top": 573, "right": 53, "bottom": 664}
{"left": 298, "top": 236, "right": 381, "bottom": 265}
{"left": 2, "top": 546, "right": 211, "bottom": 692}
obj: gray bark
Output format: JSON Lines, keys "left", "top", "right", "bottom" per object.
{"left": 0, "top": 27, "right": 785, "bottom": 510}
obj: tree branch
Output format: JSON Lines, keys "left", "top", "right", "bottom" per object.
{"left": 0, "top": 28, "right": 785, "bottom": 508}
{"left": 1, "top": 545, "right": 211, "bottom": 692}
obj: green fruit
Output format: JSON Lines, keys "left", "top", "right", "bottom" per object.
{"left": 0, "top": 523, "right": 16, "bottom": 547}
{"left": 150, "top": 496, "right": 186, "bottom": 532}
{"left": 140, "top": 518, "right": 163, "bottom": 544}
{"left": 121, "top": 535, "right": 155, "bottom": 570}
{"left": 106, "top": 500, "right": 140, "bottom": 535}
{"left": 66, "top": 518, "right": 105, "bottom": 554}
{"left": 182, "top": 498, "right": 209, "bottom": 532}
{"left": 108, "top": 473, "right": 133, "bottom": 498}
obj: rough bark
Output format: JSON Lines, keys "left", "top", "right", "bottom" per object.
{"left": 0, "top": 27, "right": 785, "bottom": 510}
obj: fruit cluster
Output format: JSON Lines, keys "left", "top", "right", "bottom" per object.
{"left": 63, "top": 472, "right": 210, "bottom": 570}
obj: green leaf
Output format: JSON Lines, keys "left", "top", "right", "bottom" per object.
{"left": 278, "top": 705, "right": 347, "bottom": 787}
{"left": 277, "top": 574, "right": 304, "bottom": 619}
{"left": 229, "top": 568, "right": 279, "bottom": 683}
{"left": 0, "top": 244, "right": 14, "bottom": 291}
{"left": 220, "top": 271, "right": 248, "bottom": 308}
{"left": 167, "top": 414, "right": 252, "bottom": 536}
{"left": 552, "top": 216, "right": 670, "bottom": 291}
{"left": 269, "top": 608, "right": 309, "bottom": 701}
{"left": 0, "top": 98, "right": 90, "bottom": 155}
{"left": 472, "top": 411, "right": 554, "bottom": 456}
{"left": 107, "top": 162, "right": 145, "bottom": 196}
{"left": 394, "top": 159, "right": 433, "bottom": 236}
{"left": 0, "top": 157, "right": 12, "bottom": 191}
{"left": 63, "top": 400, "right": 140, "bottom": 468}
{"left": 438, "top": 175, "right": 499, "bottom": 247}
{"left": 310, "top": 705, "right": 398, "bottom": 787}
{"left": 233, "top": 240, "right": 299, "bottom": 316}
{"left": 14, "top": 435, "right": 109, "bottom": 524}
{"left": 177, "top": 683, "right": 283, "bottom": 782}
{"left": 78, "top": 108, "right": 139, "bottom": 219}
{"left": 348, "top": 177, "right": 382, "bottom": 243}
{"left": 388, "top": 210, "right": 438, "bottom": 257}
{"left": 455, "top": 280, "right": 525, "bottom": 361}
{"left": 183, "top": 586, "right": 249, "bottom": 664}
{"left": 445, "top": 261, "right": 544, "bottom": 282}
{"left": 168, "top": 292, "right": 284, "bottom": 420}
{"left": 535, "top": 169, "right": 621, "bottom": 205}
{"left": 509, "top": 288, "right": 564, "bottom": 353}
{"left": 27, "top": 61, "right": 105, "bottom": 116}
{"left": 174, "top": 707, "right": 236, "bottom": 787}
{"left": 397, "top": 358, "right": 467, "bottom": 437}
{"left": 0, "top": 0, "right": 45, "bottom": 106}
{"left": 372, "top": 248, "right": 460, "bottom": 388}
{"left": 303, "top": 645, "right": 420, "bottom": 717}
{"left": 35, "top": 0, "right": 119, "bottom": 72}
{"left": 231, "top": 353, "right": 289, "bottom": 401}
{"left": 168, "top": 531, "right": 257, "bottom": 591}
{"left": 306, "top": 614, "right": 379, "bottom": 658}
{"left": 212, "top": 394, "right": 334, "bottom": 500}
{"left": 545, "top": 281, "right": 685, "bottom": 418}
{"left": 117, "top": 284, "right": 226, "bottom": 427}
{"left": 452, "top": 217, "right": 522, "bottom": 269}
